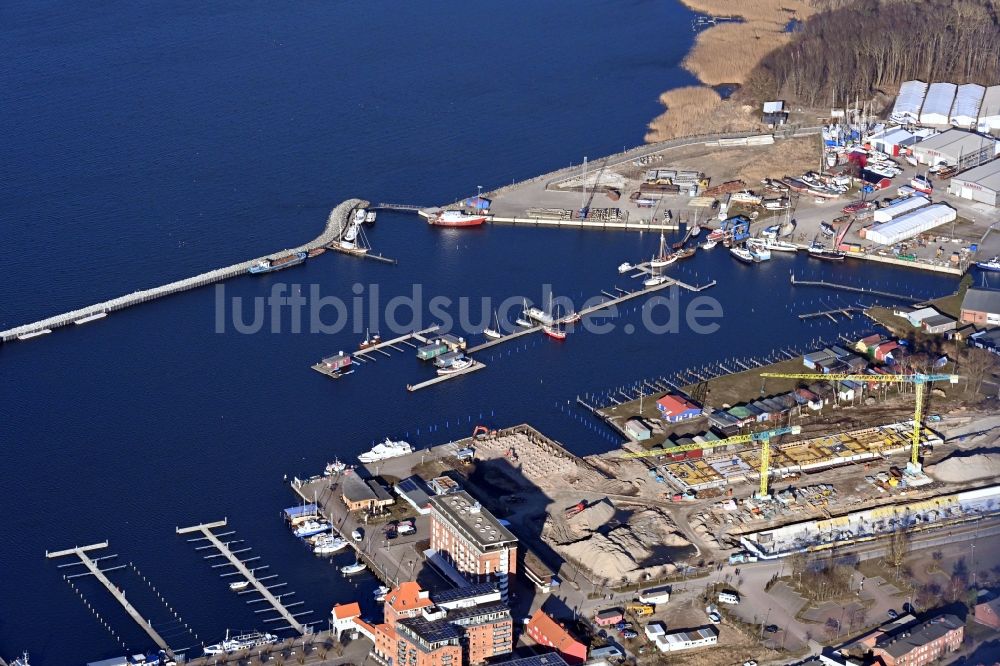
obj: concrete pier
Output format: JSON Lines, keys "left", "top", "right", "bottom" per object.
{"left": 0, "top": 198, "right": 367, "bottom": 343}
{"left": 46, "top": 542, "right": 176, "bottom": 659}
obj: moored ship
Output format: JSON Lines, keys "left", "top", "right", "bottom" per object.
{"left": 203, "top": 630, "right": 278, "bottom": 656}
{"left": 358, "top": 438, "right": 414, "bottom": 463}
{"left": 428, "top": 210, "right": 487, "bottom": 227}
{"left": 248, "top": 252, "right": 307, "bottom": 274}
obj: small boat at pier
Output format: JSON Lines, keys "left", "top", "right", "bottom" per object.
{"left": 341, "top": 560, "right": 367, "bottom": 575}
{"left": 358, "top": 438, "right": 413, "bottom": 463}
{"left": 483, "top": 310, "right": 503, "bottom": 340}
{"left": 203, "top": 630, "right": 278, "bottom": 656}
{"left": 649, "top": 232, "right": 675, "bottom": 267}
{"left": 428, "top": 210, "right": 487, "bottom": 227}
{"left": 229, "top": 580, "right": 250, "bottom": 592}
{"left": 325, "top": 458, "right": 347, "bottom": 476}
{"left": 436, "top": 357, "right": 474, "bottom": 375}
{"left": 730, "top": 246, "right": 757, "bottom": 264}
{"left": 618, "top": 262, "right": 633, "bottom": 273}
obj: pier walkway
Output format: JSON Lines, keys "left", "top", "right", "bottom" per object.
{"left": 789, "top": 273, "right": 924, "bottom": 303}
{"left": 1, "top": 198, "right": 367, "bottom": 343}
{"left": 177, "top": 519, "right": 309, "bottom": 635}
{"left": 46, "top": 542, "right": 175, "bottom": 659}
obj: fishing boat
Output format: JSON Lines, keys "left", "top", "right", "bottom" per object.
{"left": 325, "top": 458, "right": 347, "bottom": 476}
{"left": 428, "top": 210, "right": 487, "bottom": 227}
{"left": 643, "top": 275, "right": 669, "bottom": 287}
{"left": 358, "top": 329, "right": 381, "bottom": 350}
{"left": 248, "top": 252, "right": 307, "bottom": 275}
{"left": 700, "top": 238, "right": 717, "bottom": 250}
{"left": 483, "top": 310, "right": 502, "bottom": 340}
{"left": 437, "top": 357, "right": 474, "bottom": 375}
{"left": 672, "top": 248, "right": 695, "bottom": 261}
{"left": 229, "top": 580, "right": 250, "bottom": 592}
{"left": 618, "top": 262, "right": 633, "bottom": 273}
{"left": 808, "top": 244, "right": 846, "bottom": 261}
{"left": 341, "top": 560, "right": 367, "bottom": 575}
{"left": 650, "top": 232, "right": 675, "bottom": 267}
{"left": 730, "top": 246, "right": 757, "bottom": 264}
{"left": 976, "top": 256, "right": 1000, "bottom": 272}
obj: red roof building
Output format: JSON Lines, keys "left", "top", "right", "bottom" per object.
{"left": 526, "top": 609, "right": 588, "bottom": 664}
{"left": 384, "top": 581, "right": 434, "bottom": 627}
{"left": 655, "top": 395, "right": 703, "bottom": 423}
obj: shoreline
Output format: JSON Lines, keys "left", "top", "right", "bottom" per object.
{"left": 646, "top": 0, "right": 814, "bottom": 141}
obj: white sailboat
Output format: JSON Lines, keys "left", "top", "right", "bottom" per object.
{"left": 483, "top": 310, "right": 502, "bottom": 339}
{"left": 649, "top": 232, "right": 674, "bottom": 267}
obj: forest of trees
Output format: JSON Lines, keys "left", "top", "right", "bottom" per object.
{"left": 742, "top": 0, "right": 1000, "bottom": 106}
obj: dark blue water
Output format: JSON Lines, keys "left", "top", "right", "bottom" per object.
{"left": 0, "top": 1, "right": 958, "bottom": 662}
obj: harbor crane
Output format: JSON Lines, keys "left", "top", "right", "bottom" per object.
{"left": 760, "top": 372, "right": 960, "bottom": 473}
{"left": 621, "top": 425, "right": 802, "bottom": 498}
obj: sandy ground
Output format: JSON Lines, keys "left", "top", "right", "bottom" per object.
{"left": 926, "top": 452, "right": 1000, "bottom": 483}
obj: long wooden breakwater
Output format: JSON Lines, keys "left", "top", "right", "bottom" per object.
{"left": 0, "top": 198, "right": 367, "bottom": 343}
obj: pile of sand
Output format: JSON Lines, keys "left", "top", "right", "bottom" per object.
{"left": 566, "top": 498, "right": 617, "bottom": 536}
{"left": 551, "top": 501, "right": 690, "bottom": 582}
{"left": 926, "top": 453, "right": 1000, "bottom": 483}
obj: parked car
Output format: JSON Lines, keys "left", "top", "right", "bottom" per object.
{"left": 622, "top": 630, "right": 638, "bottom": 640}
{"left": 765, "top": 624, "right": 779, "bottom": 633}
{"left": 708, "top": 612, "right": 722, "bottom": 624}
{"left": 887, "top": 609, "right": 899, "bottom": 619}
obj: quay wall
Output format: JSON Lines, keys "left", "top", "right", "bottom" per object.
{"left": 0, "top": 198, "right": 366, "bottom": 343}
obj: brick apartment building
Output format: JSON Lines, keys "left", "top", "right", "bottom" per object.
{"left": 348, "top": 581, "right": 512, "bottom": 666}
{"left": 429, "top": 491, "right": 517, "bottom": 600}
{"left": 871, "top": 614, "right": 964, "bottom": 666}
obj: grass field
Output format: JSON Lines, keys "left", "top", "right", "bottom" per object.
{"left": 645, "top": 86, "right": 762, "bottom": 141}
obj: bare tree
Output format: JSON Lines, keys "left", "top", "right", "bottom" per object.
{"left": 887, "top": 525, "right": 910, "bottom": 578}
{"left": 964, "top": 348, "right": 998, "bottom": 396}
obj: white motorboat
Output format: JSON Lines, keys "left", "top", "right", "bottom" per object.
{"left": 437, "top": 358, "right": 474, "bottom": 375}
{"left": 763, "top": 239, "right": 799, "bottom": 252}
{"left": 313, "top": 536, "right": 349, "bottom": 555}
{"left": 374, "top": 585, "right": 391, "bottom": 601}
{"left": 203, "top": 630, "right": 278, "bottom": 656}
{"left": 618, "top": 262, "right": 633, "bottom": 273}
{"left": 341, "top": 560, "right": 367, "bottom": 575}
{"left": 358, "top": 438, "right": 413, "bottom": 463}
{"left": 643, "top": 275, "right": 669, "bottom": 287}
{"left": 699, "top": 238, "right": 717, "bottom": 250}
{"left": 294, "top": 520, "right": 332, "bottom": 538}
{"left": 364, "top": 211, "right": 377, "bottom": 224}
{"left": 730, "top": 246, "right": 757, "bottom": 263}
{"left": 343, "top": 220, "right": 360, "bottom": 243}
{"left": 747, "top": 241, "right": 771, "bottom": 262}
{"left": 229, "top": 580, "right": 250, "bottom": 592}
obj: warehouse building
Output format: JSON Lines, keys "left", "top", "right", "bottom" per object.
{"left": 950, "top": 83, "right": 986, "bottom": 128}
{"left": 891, "top": 80, "right": 928, "bottom": 124}
{"left": 862, "top": 204, "right": 957, "bottom": 245}
{"left": 979, "top": 86, "right": 1000, "bottom": 134}
{"left": 961, "top": 288, "right": 1000, "bottom": 327}
{"left": 948, "top": 159, "right": 1000, "bottom": 206}
{"left": 920, "top": 83, "right": 957, "bottom": 126}
{"left": 873, "top": 195, "right": 930, "bottom": 223}
{"left": 867, "top": 127, "right": 919, "bottom": 156}
{"left": 911, "top": 129, "right": 997, "bottom": 170}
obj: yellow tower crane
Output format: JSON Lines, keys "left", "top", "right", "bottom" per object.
{"left": 760, "top": 372, "right": 959, "bottom": 474}
{"left": 621, "top": 425, "right": 802, "bottom": 498}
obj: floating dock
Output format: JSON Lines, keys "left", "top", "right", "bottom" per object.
{"left": 0, "top": 198, "right": 368, "bottom": 343}
{"left": 406, "top": 360, "right": 487, "bottom": 392}
{"left": 46, "top": 542, "right": 176, "bottom": 659}
{"left": 177, "top": 519, "right": 310, "bottom": 635}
